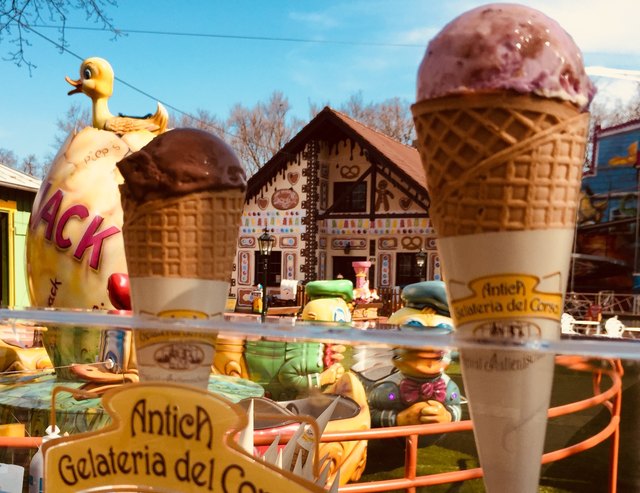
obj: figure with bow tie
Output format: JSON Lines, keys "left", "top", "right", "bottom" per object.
{"left": 353, "top": 281, "right": 462, "bottom": 427}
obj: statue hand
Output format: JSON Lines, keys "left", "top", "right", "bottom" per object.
{"left": 397, "top": 400, "right": 452, "bottom": 426}
{"left": 320, "top": 363, "right": 345, "bottom": 386}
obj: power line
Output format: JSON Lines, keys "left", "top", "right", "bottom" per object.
{"left": 20, "top": 23, "right": 413, "bottom": 170}
{"left": 31, "top": 24, "right": 424, "bottom": 48}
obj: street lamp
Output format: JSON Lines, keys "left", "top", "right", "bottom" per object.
{"left": 258, "top": 228, "right": 275, "bottom": 322}
{"left": 415, "top": 249, "right": 427, "bottom": 282}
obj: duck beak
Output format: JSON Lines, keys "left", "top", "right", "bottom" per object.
{"left": 65, "top": 76, "right": 83, "bottom": 95}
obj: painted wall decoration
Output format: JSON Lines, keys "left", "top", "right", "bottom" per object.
{"left": 378, "top": 237, "right": 398, "bottom": 250}
{"left": 375, "top": 180, "right": 395, "bottom": 212}
{"left": 241, "top": 210, "right": 305, "bottom": 235}
{"left": 401, "top": 236, "right": 423, "bottom": 251}
{"left": 237, "top": 251, "right": 251, "bottom": 285}
{"left": 319, "top": 237, "right": 327, "bottom": 249}
{"left": 331, "top": 238, "right": 366, "bottom": 250}
{"left": 238, "top": 236, "right": 256, "bottom": 248}
{"left": 271, "top": 188, "right": 299, "bottom": 210}
{"left": 284, "top": 252, "right": 297, "bottom": 280}
{"left": 325, "top": 218, "right": 432, "bottom": 235}
{"left": 595, "top": 126, "right": 640, "bottom": 171}
{"left": 379, "top": 253, "right": 392, "bottom": 287}
{"left": 608, "top": 141, "right": 638, "bottom": 167}
{"left": 339, "top": 165, "right": 360, "bottom": 179}
{"left": 287, "top": 171, "right": 300, "bottom": 185}
{"left": 319, "top": 181, "right": 328, "bottom": 210}
{"left": 279, "top": 236, "right": 298, "bottom": 248}
{"left": 587, "top": 122, "right": 640, "bottom": 223}
{"left": 320, "top": 162, "right": 329, "bottom": 179}
{"left": 399, "top": 196, "right": 412, "bottom": 210}
{"left": 319, "top": 251, "right": 327, "bottom": 280}
{"left": 592, "top": 124, "right": 640, "bottom": 176}
{"left": 237, "top": 287, "right": 255, "bottom": 308}
{"left": 428, "top": 252, "right": 442, "bottom": 281}
{"left": 257, "top": 196, "right": 269, "bottom": 210}
{"left": 424, "top": 236, "right": 438, "bottom": 250}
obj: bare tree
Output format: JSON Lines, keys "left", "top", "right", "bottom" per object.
{"left": 338, "top": 92, "right": 415, "bottom": 145}
{"left": 226, "top": 91, "right": 304, "bottom": 176}
{"left": 20, "top": 154, "right": 43, "bottom": 177}
{"left": 0, "top": 148, "right": 18, "bottom": 168}
{"left": 590, "top": 85, "right": 640, "bottom": 129}
{"left": 1, "top": 0, "right": 118, "bottom": 70}
{"left": 0, "top": 148, "right": 43, "bottom": 177}
{"left": 170, "top": 108, "right": 227, "bottom": 136}
{"left": 53, "top": 102, "right": 92, "bottom": 148}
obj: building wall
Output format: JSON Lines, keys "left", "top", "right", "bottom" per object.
{"left": 237, "top": 154, "right": 308, "bottom": 308}
{"left": 315, "top": 140, "right": 439, "bottom": 288}
{"left": 0, "top": 187, "right": 37, "bottom": 307}
{"left": 234, "top": 138, "right": 439, "bottom": 310}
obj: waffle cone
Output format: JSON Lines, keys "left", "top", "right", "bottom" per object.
{"left": 412, "top": 92, "right": 590, "bottom": 238}
{"left": 122, "top": 189, "right": 244, "bottom": 281}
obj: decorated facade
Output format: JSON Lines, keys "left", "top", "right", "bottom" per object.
{"left": 232, "top": 107, "right": 438, "bottom": 310}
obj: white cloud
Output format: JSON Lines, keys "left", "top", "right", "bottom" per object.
{"left": 419, "top": 0, "right": 640, "bottom": 55}
{"left": 395, "top": 26, "right": 439, "bottom": 45}
{"left": 536, "top": 0, "right": 640, "bottom": 54}
{"left": 288, "top": 11, "right": 339, "bottom": 29}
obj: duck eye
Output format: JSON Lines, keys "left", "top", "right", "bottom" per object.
{"left": 83, "top": 68, "right": 92, "bottom": 79}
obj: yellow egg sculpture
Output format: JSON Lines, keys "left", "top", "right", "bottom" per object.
{"left": 26, "top": 57, "right": 167, "bottom": 380}
{"left": 27, "top": 127, "right": 155, "bottom": 310}
{"left": 26, "top": 127, "right": 154, "bottom": 379}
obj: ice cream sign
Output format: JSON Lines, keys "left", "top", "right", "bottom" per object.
{"left": 449, "top": 274, "right": 563, "bottom": 327}
{"left": 44, "top": 383, "right": 323, "bottom": 492}
{"left": 30, "top": 180, "right": 120, "bottom": 271}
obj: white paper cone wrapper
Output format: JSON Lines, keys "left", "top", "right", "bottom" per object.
{"left": 439, "top": 229, "right": 573, "bottom": 492}
{"left": 130, "top": 277, "right": 229, "bottom": 389}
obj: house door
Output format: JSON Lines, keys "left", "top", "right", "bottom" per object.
{"left": 332, "top": 256, "right": 370, "bottom": 288}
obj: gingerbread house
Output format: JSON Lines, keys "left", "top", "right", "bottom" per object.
{"left": 232, "top": 107, "right": 439, "bottom": 310}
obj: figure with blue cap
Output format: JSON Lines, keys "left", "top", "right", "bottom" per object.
{"left": 355, "top": 281, "right": 462, "bottom": 427}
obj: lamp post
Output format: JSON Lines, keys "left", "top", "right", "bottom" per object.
{"left": 258, "top": 228, "right": 275, "bottom": 322}
{"left": 415, "top": 249, "right": 427, "bottom": 282}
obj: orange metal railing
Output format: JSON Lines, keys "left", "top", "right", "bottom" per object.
{"left": 318, "top": 356, "right": 623, "bottom": 493}
{"left": 0, "top": 357, "right": 622, "bottom": 492}
{"left": 170, "top": 355, "right": 622, "bottom": 491}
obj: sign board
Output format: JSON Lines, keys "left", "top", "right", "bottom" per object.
{"left": 44, "top": 383, "right": 324, "bottom": 492}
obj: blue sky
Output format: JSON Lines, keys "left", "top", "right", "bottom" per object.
{"left": 2, "top": 0, "right": 640, "bottom": 166}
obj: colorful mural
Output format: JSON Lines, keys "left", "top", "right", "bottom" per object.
{"left": 573, "top": 119, "right": 640, "bottom": 290}
{"left": 586, "top": 121, "right": 640, "bottom": 223}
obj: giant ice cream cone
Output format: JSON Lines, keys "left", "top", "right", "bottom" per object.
{"left": 411, "top": 4, "right": 595, "bottom": 492}
{"left": 117, "top": 128, "right": 246, "bottom": 388}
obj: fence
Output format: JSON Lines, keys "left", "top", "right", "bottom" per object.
{"left": 564, "top": 291, "right": 640, "bottom": 319}
{"left": 0, "top": 358, "right": 622, "bottom": 492}
{"left": 256, "top": 357, "right": 623, "bottom": 492}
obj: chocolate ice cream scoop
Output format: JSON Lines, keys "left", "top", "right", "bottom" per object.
{"left": 117, "top": 128, "right": 246, "bottom": 203}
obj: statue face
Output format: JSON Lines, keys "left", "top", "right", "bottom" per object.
{"left": 393, "top": 349, "right": 449, "bottom": 377}
{"left": 301, "top": 298, "right": 351, "bottom": 323}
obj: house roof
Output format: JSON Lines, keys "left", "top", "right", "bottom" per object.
{"left": 0, "top": 162, "right": 41, "bottom": 192}
{"left": 247, "top": 106, "right": 425, "bottom": 200}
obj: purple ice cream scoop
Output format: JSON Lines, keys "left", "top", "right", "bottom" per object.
{"left": 417, "top": 3, "right": 596, "bottom": 110}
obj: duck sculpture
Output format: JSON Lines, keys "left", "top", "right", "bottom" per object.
{"left": 66, "top": 57, "right": 168, "bottom": 134}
